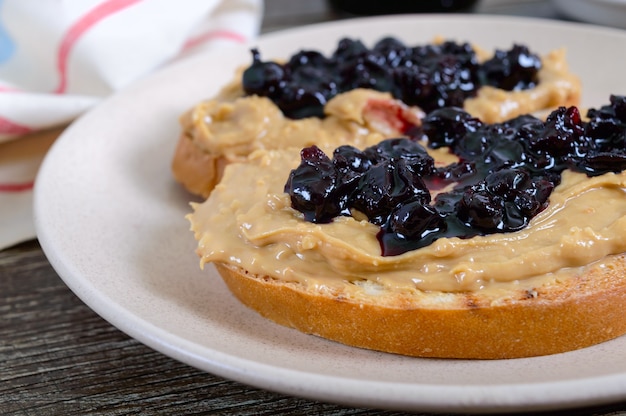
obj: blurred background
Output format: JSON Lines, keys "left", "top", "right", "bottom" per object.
{"left": 263, "top": 0, "right": 626, "bottom": 32}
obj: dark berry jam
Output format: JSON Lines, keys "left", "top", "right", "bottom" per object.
{"left": 242, "top": 38, "right": 541, "bottom": 120}
{"left": 285, "top": 95, "right": 626, "bottom": 256}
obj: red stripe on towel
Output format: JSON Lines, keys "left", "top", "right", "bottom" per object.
{"left": 54, "top": 0, "right": 143, "bottom": 94}
{"left": 0, "top": 181, "right": 35, "bottom": 193}
{"left": 0, "top": 115, "right": 33, "bottom": 135}
{"left": 183, "top": 29, "right": 248, "bottom": 51}
{"left": 0, "top": 85, "right": 21, "bottom": 93}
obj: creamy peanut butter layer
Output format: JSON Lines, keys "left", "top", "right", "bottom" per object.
{"left": 182, "top": 44, "right": 599, "bottom": 300}
{"left": 180, "top": 48, "right": 580, "bottom": 162}
{"left": 189, "top": 147, "right": 626, "bottom": 298}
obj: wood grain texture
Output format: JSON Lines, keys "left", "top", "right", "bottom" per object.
{"left": 0, "top": 241, "right": 405, "bottom": 415}
{"left": 3, "top": 1, "right": 626, "bottom": 415}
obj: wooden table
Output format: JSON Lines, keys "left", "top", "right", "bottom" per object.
{"left": 3, "top": 1, "right": 626, "bottom": 414}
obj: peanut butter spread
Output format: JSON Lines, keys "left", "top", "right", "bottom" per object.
{"left": 181, "top": 89, "right": 425, "bottom": 163}
{"left": 184, "top": 46, "right": 612, "bottom": 299}
{"left": 180, "top": 48, "right": 580, "bottom": 162}
{"left": 189, "top": 148, "right": 626, "bottom": 297}
{"left": 464, "top": 48, "right": 580, "bottom": 122}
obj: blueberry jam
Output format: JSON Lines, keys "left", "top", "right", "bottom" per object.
{"left": 285, "top": 95, "right": 626, "bottom": 256}
{"left": 243, "top": 38, "right": 541, "bottom": 119}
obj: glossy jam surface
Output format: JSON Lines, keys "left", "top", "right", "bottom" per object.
{"left": 242, "top": 37, "right": 542, "bottom": 119}
{"left": 285, "top": 95, "right": 626, "bottom": 256}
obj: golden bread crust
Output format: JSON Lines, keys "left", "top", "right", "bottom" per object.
{"left": 171, "top": 133, "right": 228, "bottom": 198}
{"left": 215, "top": 256, "right": 626, "bottom": 359}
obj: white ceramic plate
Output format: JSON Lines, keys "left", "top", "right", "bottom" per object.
{"left": 35, "top": 15, "right": 626, "bottom": 413}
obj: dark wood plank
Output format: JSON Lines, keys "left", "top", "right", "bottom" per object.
{"left": 1, "top": 240, "right": 419, "bottom": 415}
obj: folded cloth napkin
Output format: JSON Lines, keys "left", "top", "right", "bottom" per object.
{"left": 0, "top": 0, "right": 263, "bottom": 250}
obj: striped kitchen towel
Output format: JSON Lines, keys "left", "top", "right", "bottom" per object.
{"left": 0, "top": 0, "right": 263, "bottom": 250}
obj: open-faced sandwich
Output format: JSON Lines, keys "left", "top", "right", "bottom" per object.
{"left": 174, "top": 37, "right": 626, "bottom": 359}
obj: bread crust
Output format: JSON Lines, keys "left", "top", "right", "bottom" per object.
{"left": 171, "top": 132, "right": 228, "bottom": 198}
{"left": 215, "top": 255, "right": 626, "bottom": 359}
